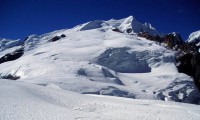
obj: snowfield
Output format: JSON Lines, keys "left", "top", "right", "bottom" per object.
{"left": 0, "top": 16, "right": 200, "bottom": 119}
{"left": 0, "top": 80, "right": 200, "bottom": 120}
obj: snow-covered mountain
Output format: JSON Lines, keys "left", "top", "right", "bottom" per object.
{"left": 0, "top": 16, "right": 200, "bottom": 119}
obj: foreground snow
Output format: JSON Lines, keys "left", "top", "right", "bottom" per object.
{"left": 0, "top": 80, "right": 200, "bottom": 120}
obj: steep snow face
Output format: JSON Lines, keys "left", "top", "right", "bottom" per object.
{"left": 0, "top": 38, "right": 23, "bottom": 51}
{"left": 74, "top": 16, "right": 162, "bottom": 36}
{"left": 187, "top": 30, "right": 200, "bottom": 43}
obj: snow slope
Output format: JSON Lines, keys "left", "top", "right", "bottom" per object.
{"left": 0, "top": 80, "right": 200, "bottom": 120}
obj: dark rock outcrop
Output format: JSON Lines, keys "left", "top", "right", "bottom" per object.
{"left": 112, "top": 28, "right": 122, "bottom": 33}
{"left": 77, "top": 68, "right": 87, "bottom": 76}
{"left": 176, "top": 53, "right": 194, "bottom": 76}
{"left": 138, "top": 32, "right": 183, "bottom": 49}
{"left": 138, "top": 32, "right": 162, "bottom": 43}
{"left": 176, "top": 52, "right": 200, "bottom": 91}
{"left": 48, "top": 34, "right": 66, "bottom": 42}
{"left": 49, "top": 36, "right": 60, "bottom": 42}
{"left": 191, "top": 53, "right": 200, "bottom": 90}
{"left": 0, "top": 47, "right": 24, "bottom": 64}
{"left": 0, "top": 74, "right": 20, "bottom": 80}
{"left": 163, "top": 33, "right": 183, "bottom": 49}
{"left": 61, "top": 34, "right": 66, "bottom": 38}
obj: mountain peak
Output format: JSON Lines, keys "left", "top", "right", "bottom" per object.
{"left": 74, "top": 16, "right": 162, "bottom": 36}
{"left": 122, "top": 15, "right": 135, "bottom": 23}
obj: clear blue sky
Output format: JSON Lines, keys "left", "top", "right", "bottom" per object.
{"left": 0, "top": 0, "right": 200, "bottom": 40}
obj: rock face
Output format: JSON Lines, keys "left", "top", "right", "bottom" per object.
{"left": 191, "top": 53, "right": 200, "bottom": 90}
{"left": 138, "top": 32, "right": 183, "bottom": 49}
{"left": 138, "top": 31, "right": 162, "bottom": 43}
{"left": 163, "top": 32, "right": 183, "bottom": 49}
{"left": 176, "top": 52, "right": 200, "bottom": 91}
{"left": 176, "top": 53, "right": 193, "bottom": 77}
{"left": 174, "top": 31, "right": 200, "bottom": 91}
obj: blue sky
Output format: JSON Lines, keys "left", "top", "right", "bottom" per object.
{"left": 0, "top": 0, "right": 200, "bottom": 40}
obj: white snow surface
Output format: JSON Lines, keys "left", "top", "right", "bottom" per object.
{"left": 0, "top": 80, "right": 200, "bottom": 120}
{"left": 187, "top": 30, "right": 200, "bottom": 43}
{"left": 0, "top": 16, "right": 200, "bottom": 119}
